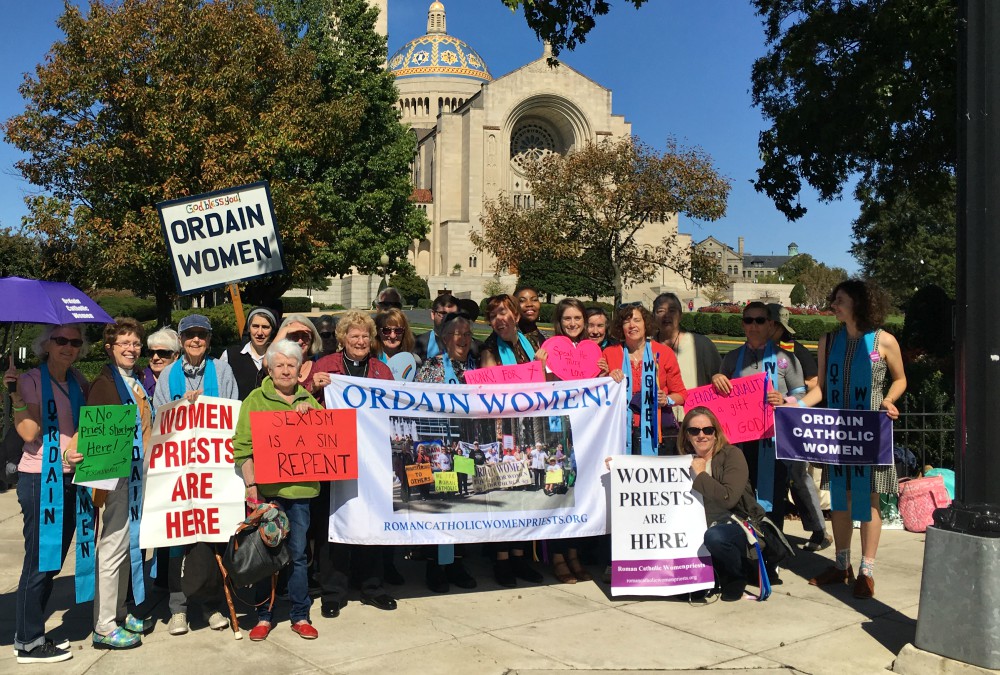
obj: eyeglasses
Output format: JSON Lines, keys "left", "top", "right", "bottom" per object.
{"left": 286, "top": 330, "right": 312, "bottom": 343}
{"left": 319, "top": 331, "right": 335, "bottom": 339}
{"left": 685, "top": 426, "right": 717, "bottom": 437}
{"left": 617, "top": 301, "right": 642, "bottom": 310}
{"left": 51, "top": 336, "right": 83, "bottom": 348}
{"left": 381, "top": 327, "right": 404, "bottom": 337}
{"left": 742, "top": 316, "right": 768, "bottom": 325}
{"left": 113, "top": 341, "right": 143, "bottom": 350}
{"left": 182, "top": 330, "right": 210, "bottom": 340}
{"left": 148, "top": 349, "right": 176, "bottom": 359}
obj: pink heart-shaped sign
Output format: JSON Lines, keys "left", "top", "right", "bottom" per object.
{"left": 541, "top": 336, "right": 603, "bottom": 380}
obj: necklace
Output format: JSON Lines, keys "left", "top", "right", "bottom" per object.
{"left": 51, "top": 376, "right": 70, "bottom": 399}
{"left": 343, "top": 355, "right": 369, "bottom": 378}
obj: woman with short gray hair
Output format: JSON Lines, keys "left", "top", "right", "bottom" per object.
{"left": 142, "top": 327, "right": 180, "bottom": 398}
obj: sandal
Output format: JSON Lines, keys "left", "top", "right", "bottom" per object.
{"left": 552, "top": 561, "right": 577, "bottom": 584}
{"left": 567, "top": 558, "right": 592, "bottom": 582}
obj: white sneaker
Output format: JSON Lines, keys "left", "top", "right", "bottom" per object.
{"left": 168, "top": 613, "right": 189, "bottom": 635}
{"left": 204, "top": 610, "right": 229, "bottom": 631}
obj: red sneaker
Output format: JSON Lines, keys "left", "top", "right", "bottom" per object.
{"left": 248, "top": 622, "right": 271, "bottom": 642}
{"left": 291, "top": 621, "right": 318, "bottom": 640}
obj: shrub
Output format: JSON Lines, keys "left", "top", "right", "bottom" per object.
{"left": 693, "top": 312, "right": 714, "bottom": 336}
{"left": 96, "top": 295, "right": 159, "bottom": 323}
{"left": 537, "top": 303, "right": 557, "bottom": 324}
{"left": 679, "top": 313, "right": 697, "bottom": 332}
{"left": 282, "top": 296, "right": 313, "bottom": 313}
{"left": 174, "top": 306, "right": 239, "bottom": 356}
{"left": 710, "top": 312, "right": 730, "bottom": 336}
{"left": 416, "top": 298, "right": 432, "bottom": 309}
{"left": 724, "top": 313, "right": 744, "bottom": 337}
{"left": 390, "top": 270, "right": 430, "bottom": 305}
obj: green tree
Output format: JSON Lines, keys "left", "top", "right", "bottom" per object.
{"left": 501, "top": 0, "right": 649, "bottom": 57}
{"left": 689, "top": 247, "right": 730, "bottom": 290}
{"left": 474, "top": 137, "right": 730, "bottom": 305}
{"left": 517, "top": 249, "right": 615, "bottom": 301}
{"left": 790, "top": 282, "right": 807, "bottom": 306}
{"left": 0, "top": 227, "right": 41, "bottom": 279}
{"left": 777, "top": 253, "right": 817, "bottom": 283}
{"left": 751, "top": 0, "right": 957, "bottom": 221}
{"left": 260, "top": 0, "right": 427, "bottom": 305}
{"left": 851, "top": 178, "right": 956, "bottom": 303}
{"left": 798, "top": 263, "right": 848, "bottom": 307}
{"left": 389, "top": 261, "right": 430, "bottom": 305}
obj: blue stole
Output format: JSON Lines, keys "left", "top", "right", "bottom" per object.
{"left": 426, "top": 331, "right": 441, "bottom": 360}
{"left": 378, "top": 352, "right": 389, "bottom": 365}
{"left": 109, "top": 366, "right": 147, "bottom": 605}
{"left": 622, "top": 342, "right": 658, "bottom": 456}
{"left": 826, "top": 328, "right": 877, "bottom": 522}
{"left": 496, "top": 332, "right": 535, "bottom": 365}
{"left": 38, "top": 364, "right": 88, "bottom": 600}
{"left": 736, "top": 342, "right": 778, "bottom": 511}
{"left": 168, "top": 358, "right": 219, "bottom": 399}
{"left": 437, "top": 352, "right": 463, "bottom": 566}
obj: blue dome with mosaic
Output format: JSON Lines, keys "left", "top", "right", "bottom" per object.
{"left": 388, "top": 2, "right": 492, "bottom": 82}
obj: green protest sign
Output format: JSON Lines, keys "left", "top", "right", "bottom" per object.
{"left": 454, "top": 456, "right": 475, "bottom": 476}
{"left": 75, "top": 405, "right": 137, "bottom": 483}
{"left": 434, "top": 471, "right": 459, "bottom": 493}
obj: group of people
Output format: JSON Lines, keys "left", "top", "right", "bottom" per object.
{"left": 4, "top": 277, "right": 904, "bottom": 663}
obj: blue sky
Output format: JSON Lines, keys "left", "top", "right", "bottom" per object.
{"left": 1, "top": 0, "right": 861, "bottom": 273}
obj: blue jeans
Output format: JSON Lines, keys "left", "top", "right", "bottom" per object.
{"left": 15, "top": 472, "right": 77, "bottom": 651}
{"left": 703, "top": 521, "right": 747, "bottom": 582}
{"left": 257, "top": 497, "right": 311, "bottom": 624}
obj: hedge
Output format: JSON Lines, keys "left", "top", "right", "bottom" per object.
{"left": 282, "top": 296, "right": 313, "bottom": 313}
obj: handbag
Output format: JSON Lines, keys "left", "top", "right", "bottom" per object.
{"left": 221, "top": 502, "right": 291, "bottom": 588}
{"left": 898, "top": 475, "right": 952, "bottom": 533}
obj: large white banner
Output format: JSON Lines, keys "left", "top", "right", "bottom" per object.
{"left": 325, "top": 376, "right": 628, "bottom": 545}
{"left": 610, "top": 455, "right": 715, "bottom": 596}
{"left": 139, "top": 397, "right": 246, "bottom": 548}
{"left": 157, "top": 181, "right": 285, "bottom": 294}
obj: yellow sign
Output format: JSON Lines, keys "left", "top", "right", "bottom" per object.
{"left": 434, "top": 471, "right": 459, "bottom": 493}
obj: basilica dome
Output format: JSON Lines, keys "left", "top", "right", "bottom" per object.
{"left": 388, "top": 2, "right": 492, "bottom": 82}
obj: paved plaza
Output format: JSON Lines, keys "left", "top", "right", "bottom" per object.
{"left": 0, "top": 487, "right": 930, "bottom": 674}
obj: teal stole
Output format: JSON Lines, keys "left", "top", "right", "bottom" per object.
{"left": 168, "top": 358, "right": 219, "bottom": 399}
{"left": 496, "top": 331, "right": 535, "bottom": 365}
{"left": 622, "top": 341, "right": 658, "bottom": 456}
{"left": 826, "top": 328, "right": 876, "bottom": 522}
{"left": 109, "top": 365, "right": 147, "bottom": 605}
{"left": 38, "top": 364, "right": 95, "bottom": 602}
{"left": 736, "top": 342, "right": 777, "bottom": 511}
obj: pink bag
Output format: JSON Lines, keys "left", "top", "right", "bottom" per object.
{"left": 898, "top": 476, "right": 952, "bottom": 533}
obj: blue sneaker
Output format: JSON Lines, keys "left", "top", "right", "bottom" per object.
{"left": 92, "top": 626, "right": 141, "bottom": 650}
{"left": 123, "top": 614, "right": 144, "bottom": 634}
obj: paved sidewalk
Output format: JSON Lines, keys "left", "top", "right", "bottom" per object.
{"left": 0, "top": 487, "right": 925, "bottom": 674}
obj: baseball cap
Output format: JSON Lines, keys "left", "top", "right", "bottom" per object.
{"left": 178, "top": 314, "right": 212, "bottom": 334}
{"left": 767, "top": 303, "right": 795, "bottom": 335}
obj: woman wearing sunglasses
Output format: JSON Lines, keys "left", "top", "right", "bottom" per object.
{"left": 141, "top": 327, "right": 180, "bottom": 398}
{"left": 681, "top": 407, "right": 765, "bottom": 602}
{"left": 374, "top": 308, "right": 415, "bottom": 361}
{"left": 4, "top": 325, "right": 89, "bottom": 664}
{"left": 272, "top": 314, "right": 328, "bottom": 395}
{"left": 711, "top": 302, "right": 805, "bottom": 544}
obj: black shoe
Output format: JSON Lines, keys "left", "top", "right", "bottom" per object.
{"left": 17, "top": 642, "right": 72, "bottom": 664}
{"left": 493, "top": 559, "right": 516, "bottom": 587}
{"left": 803, "top": 531, "right": 833, "bottom": 552}
{"left": 384, "top": 564, "right": 405, "bottom": 586}
{"left": 445, "top": 561, "right": 477, "bottom": 589}
{"left": 765, "top": 566, "right": 783, "bottom": 585}
{"left": 320, "top": 601, "right": 346, "bottom": 619}
{"left": 510, "top": 556, "right": 544, "bottom": 583}
{"left": 426, "top": 562, "right": 450, "bottom": 593}
{"left": 360, "top": 592, "right": 397, "bottom": 611}
{"left": 721, "top": 578, "right": 747, "bottom": 602}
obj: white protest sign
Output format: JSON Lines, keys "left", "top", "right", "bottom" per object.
{"left": 324, "top": 376, "right": 628, "bottom": 546}
{"left": 139, "top": 396, "right": 246, "bottom": 548}
{"left": 610, "top": 455, "right": 715, "bottom": 596}
{"left": 157, "top": 181, "right": 285, "bottom": 294}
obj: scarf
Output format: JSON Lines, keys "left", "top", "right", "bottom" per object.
{"left": 826, "top": 328, "right": 877, "bottom": 522}
{"left": 109, "top": 365, "right": 147, "bottom": 605}
{"left": 622, "top": 341, "right": 658, "bottom": 456}
{"left": 168, "top": 357, "right": 219, "bottom": 400}
{"left": 736, "top": 341, "right": 778, "bottom": 510}
{"left": 496, "top": 331, "right": 535, "bottom": 365}
{"left": 426, "top": 330, "right": 441, "bottom": 360}
{"left": 38, "top": 364, "right": 94, "bottom": 601}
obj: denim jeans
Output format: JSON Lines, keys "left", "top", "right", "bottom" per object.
{"left": 703, "top": 521, "right": 747, "bottom": 582}
{"left": 257, "top": 497, "right": 311, "bottom": 624}
{"left": 15, "top": 472, "right": 77, "bottom": 651}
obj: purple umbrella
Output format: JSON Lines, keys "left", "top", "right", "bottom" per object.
{"left": 0, "top": 276, "right": 113, "bottom": 325}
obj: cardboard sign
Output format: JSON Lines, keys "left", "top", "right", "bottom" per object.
{"left": 157, "top": 181, "right": 285, "bottom": 295}
{"left": 406, "top": 463, "right": 434, "bottom": 486}
{"left": 775, "top": 407, "right": 894, "bottom": 465}
{"left": 140, "top": 397, "right": 245, "bottom": 548}
{"left": 473, "top": 461, "right": 532, "bottom": 492}
{"left": 434, "top": 471, "right": 459, "bottom": 493}
{"left": 74, "top": 405, "right": 137, "bottom": 484}
{"left": 464, "top": 360, "right": 544, "bottom": 385}
{"left": 502, "top": 434, "right": 514, "bottom": 450}
{"left": 454, "top": 455, "right": 475, "bottom": 476}
{"left": 610, "top": 455, "right": 714, "bottom": 597}
{"left": 249, "top": 408, "right": 358, "bottom": 484}
{"left": 545, "top": 469, "right": 564, "bottom": 484}
{"left": 541, "top": 336, "right": 602, "bottom": 380}
{"left": 682, "top": 373, "right": 773, "bottom": 444}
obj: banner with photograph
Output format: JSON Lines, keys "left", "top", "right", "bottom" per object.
{"left": 610, "top": 455, "right": 714, "bottom": 597}
{"left": 139, "top": 397, "right": 246, "bottom": 548}
{"left": 324, "top": 376, "right": 628, "bottom": 545}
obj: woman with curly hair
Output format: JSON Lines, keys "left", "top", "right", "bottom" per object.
{"left": 799, "top": 279, "right": 906, "bottom": 599}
